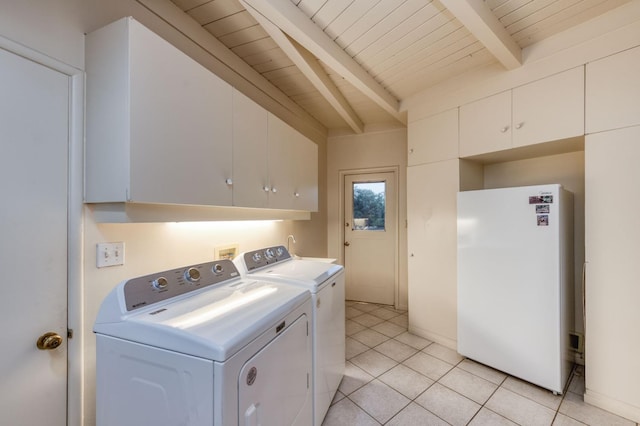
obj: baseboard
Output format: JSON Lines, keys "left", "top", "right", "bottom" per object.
{"left": 407, "top": 325, "right": 457, "bottom": 351}
{"left": 584, "top": 389, "right": 640, "bottom": 423}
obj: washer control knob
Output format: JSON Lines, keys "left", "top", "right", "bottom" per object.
{"left": 212, "top": 263, "right": 224, "bottom": 274}
{"left": 152, "top": 277, "right": 168, "bottom": 290}
{"left": 276, "top": 247, "right": 285, "bottom": 257}
{"left": 265, "top": 248, "right": 275, "bottom": 259}
{"left": 252, "top": 252, "right": 262, "bottom": 262}
{"left": 185, "top": 267, "right": 201, "bottom": 283}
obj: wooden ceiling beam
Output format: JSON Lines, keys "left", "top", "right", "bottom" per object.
{"left": 241, "top": 0, "right": 405, "bottom": 124}
{"left": 240, "top": 0, "right": 364, "bottom": 134}
{"left": 439, "top": 0, "right": 522, "bottom": 70}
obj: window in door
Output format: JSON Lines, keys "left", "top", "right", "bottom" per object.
{"left": 351, "top": 181, "right": 386, "bottom": 231}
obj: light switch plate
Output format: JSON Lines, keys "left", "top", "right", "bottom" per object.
{"left": 96, "top": 242, "right": 125, "bottom": 268}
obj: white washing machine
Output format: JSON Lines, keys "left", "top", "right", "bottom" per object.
{"left": 234, "top": 246, "right": 345, "bottom": 426}
{"left": 94, "top": 259, "right": 313, "bottom": 426}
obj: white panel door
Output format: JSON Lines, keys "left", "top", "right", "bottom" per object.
{"left": 586, "top": 45, "right": 640, "bottom": 133}
{"left": 232, "top": 89, "right": 269, "bottom": 208}
{"left": 512, "top": 67, "right": 585, "bottom": 148}
{"left": 407, "top": 161, "right": 459, "bottom": 344}
{"left": 585, "top": 126, "right": 640, "bottom": 409}
{"left": 408, "top": 108, "right": 459, "bottom": 166}
{"left": 268, "top": 115, "right": 295, "bottom": 209}
{"left": 292, "top": 134, "right": 318, "bottom": 212}
{"left": 344, "top": 172, "right": 397, "bottom": 305}
{"left": 0, "top": 47, "right": 68, "bottom": 425}
{"left": 459, "top": 90, "right": 511, "bottom": 157}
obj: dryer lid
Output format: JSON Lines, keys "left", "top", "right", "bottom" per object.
{"left": 94, "top": 278, "right": 310, "bottom": 361}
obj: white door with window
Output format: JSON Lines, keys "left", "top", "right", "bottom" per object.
{"left": 344, "top": 171, "right": 397, "bottom": 305}
{"left": 0, "top": 46, "right": 69, "bottom": 425}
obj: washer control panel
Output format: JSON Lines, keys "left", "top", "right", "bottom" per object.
{"left": 243, "top": 245, "right": 292, "bottom": 271}
{"left": 123, "top": 259, "right": 240, "bottom": 311}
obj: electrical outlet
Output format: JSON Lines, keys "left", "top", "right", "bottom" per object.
{"left": 96, "top": 242, "right": 125, "bottom": 268}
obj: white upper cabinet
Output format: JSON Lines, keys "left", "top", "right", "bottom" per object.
{"left": 268, "top": 115, "right": 318, "bottom": 211}
{"left": 459, "top": 67, "right": 584, "bottom": 157}
{"left": 586, "top": 46, "right": 640, "bottom": 134}
{"left": 408, "top": 108, "right": 459, "bottom": 165}
{"left": 85, "top": 17, "right": 233, "bottom": 206}
{"left": 292, "top": 129, "right": 318, "bottom": 212}
{"left": 460, "top": 91, "right": 512, "bottom": 157}
{"left": 232, "top": 89, "right": 269, "bottom": 208}
{"left": 232, "top": 90, "right": 318, "bottom": 211}
{"left": 512, "top": 66, "right": 584, "bottom": 148}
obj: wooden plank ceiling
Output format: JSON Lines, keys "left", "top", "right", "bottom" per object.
{"left": 170, "top": 0, "right": 630, "bottom": 133}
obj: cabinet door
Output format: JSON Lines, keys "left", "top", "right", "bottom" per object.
{"left": 407, "top": 161, "right": 459, "bottom": 344}
{"left": 232, "top": 90, "right": 269, "bottom": 208}
{"left": 459, "top": 91, "right": 511, "bottom": 157}
{"left": 512, "top": 67, "right": 584, "bottom": 148}
{"left": 585, "top": 126, "right": 640, "bottom": 409}
{"left": 408, "top": 108, "right": 458, "bottom": 166}
{"left": 129, "top": 19, "right": 232, "bottom": 205}
{"left": 586, "top": 46, "right": 640, "bottom": 133}
{"left": 292, "top": 135, "right": 318, "bottom": 212}
{"left": 268, "top": 115, "right": 295, "bottom": 209}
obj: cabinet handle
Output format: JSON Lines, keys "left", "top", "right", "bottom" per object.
{"left": 225, "top": 178, "right": 233, "bottom": 186}
{"left": 271, "top": 187, "right": 277, "bottom": 193}
{"left": 409, "top": 148, "right": 414, "bottom": 154}
{"left": 294, "top": 192, "right": 300, "bottom": 198}
{"left": 500, "top": 126, "right": 509, "bottom": 133}
{"left": 515, "top": 122, "right": 524, "bottom": 129}
{"left": 263, "top": 186, "right": 270, "bottom": 192}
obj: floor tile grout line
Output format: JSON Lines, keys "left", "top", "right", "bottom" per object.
{"left": 347, "top": 305, "right": 529, "bottom": 425}
{"left": 342, "top": 304, "right": 636, "bottom": 426}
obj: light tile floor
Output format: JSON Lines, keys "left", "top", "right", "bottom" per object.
{"left": 322, "top": 301, "right": 637, "bottom": 426}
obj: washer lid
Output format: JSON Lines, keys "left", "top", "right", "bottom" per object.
{"left": 94, "top": 279, "right": 310, "bottom": 361}
{"left": 245, "top": 259, "right": 344, "bottom": 290}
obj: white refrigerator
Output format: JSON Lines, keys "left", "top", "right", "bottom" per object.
{"left": 457, "top": 184, "right": 574, "bottom": 394}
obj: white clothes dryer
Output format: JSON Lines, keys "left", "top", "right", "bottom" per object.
{"left": 234, "top": 246, "right": 345, "bottom": 426}
{"left": 94, "top": 259, "right": 313, "bottom": 426}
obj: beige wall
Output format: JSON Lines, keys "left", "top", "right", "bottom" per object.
{"left": 327, "top": 127, "right": 408, "bottom": 309}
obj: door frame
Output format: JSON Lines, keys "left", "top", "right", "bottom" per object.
{"left": 339, "top": 166, "right": 400, "bottom": 309}
{"left": 0, "top": 36, "right": 85, "bottom": 426}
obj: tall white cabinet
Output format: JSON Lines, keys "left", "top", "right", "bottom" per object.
{"left": 407, "top": 160, "right": 460, "bottom": 346}
{"left": 582, "top": 43, "right": 640, "bottom": 421}
{"left": 584, "top": 125, "right": 640, "bottom": 420}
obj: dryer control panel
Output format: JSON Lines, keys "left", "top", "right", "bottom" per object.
{"left": 243, "top": 245, "right": 292, "bottom": 271}
{"left": 123, "top": 259, "right": 240, "bottom": 311}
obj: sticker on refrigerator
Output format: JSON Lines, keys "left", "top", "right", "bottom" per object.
{"left": 529, "top": 196, "right": 543, "bottom": 204}
{"left": 537, "top": 215, "right": 549, "bottom": 226}
{"left": 529, "top": 194, "right": 554, "bottom": 204}
{"left": 536, "top": 204, "right": 550, "bottom": 214}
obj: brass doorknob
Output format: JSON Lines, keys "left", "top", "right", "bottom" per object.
{"left": 36, "top": 332, "right": 63, "bottom": 351}
{"left": 344, "top": 241, "right": 350, "bottom": 247}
